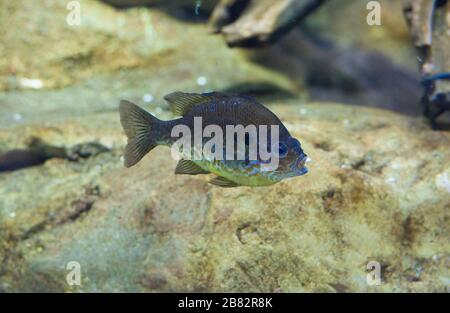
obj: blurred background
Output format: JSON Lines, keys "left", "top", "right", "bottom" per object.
{"left": 0, "top": 0, "right": 426, "bottom": 120}
{"left": 0, "top": 0, "right": 449, "bottom": 293}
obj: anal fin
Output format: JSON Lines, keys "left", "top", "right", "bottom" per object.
{"left": 175, "top": 159, "right": 210, "bottom": 175}
{"left": 209, "top": 176, "right": 241, "bottom": 188}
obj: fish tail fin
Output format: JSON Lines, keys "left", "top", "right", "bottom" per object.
{"left": 119, "top": 100, "right": 162, "bottom": 168}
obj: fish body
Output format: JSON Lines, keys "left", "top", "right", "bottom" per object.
{"left": 119, "top": 92, "right": 308, "bottom": 187}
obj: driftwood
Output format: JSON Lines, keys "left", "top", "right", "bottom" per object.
{"left": 103, "top": 0, "right": 326, "bottom": 47}
{"left": 209, "top": 0, "right": 328, "bottom": 47}
{"left": 403, "top": 0, "right": 435, "bottom": 47}
{"left": 403, "top": 0, "right": 450, "bottom": 127}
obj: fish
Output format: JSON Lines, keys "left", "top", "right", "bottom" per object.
{"left": 119, "top": 92, "right": 308, "bottom": 187}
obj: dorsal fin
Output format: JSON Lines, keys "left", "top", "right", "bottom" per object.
{"left": 164, "top": 92, "right": 222, "bottom": 116}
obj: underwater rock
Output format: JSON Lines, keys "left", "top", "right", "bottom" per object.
{"left": 0, "top": 0, "right": 294, "bottom": 92}
{"left": 0, "top": 102, "right": 448, "bottom": 292}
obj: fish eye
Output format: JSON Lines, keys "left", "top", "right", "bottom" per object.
{"left": 278, "top": 143, "right": 288, "bottom": 158}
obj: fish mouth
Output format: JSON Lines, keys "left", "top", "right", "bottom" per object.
{"left": 293, "top": 154, "right": 309, "bottom": 176}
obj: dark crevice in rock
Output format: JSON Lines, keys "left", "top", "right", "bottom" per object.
{"left": 20, "top": 185, "right": 101, "bottom": 241}
{"left": 321, "top": 189, "right": 343, "bottom": 216}
{"left": 0, "top": 139, "right": 110, "bottom": 172}
{"left": 328, "top": 283, "right": 349, "bottom": 293}
{"left": 401, "top": 215, "right": 425, "bottom": 248}
{"left": 235, "top": 222, "right": 251, "bottom": 244}
{"left": 0, "top": 185, "right": 101, "bottom": 285}
{"left": 235, "top": 261, "right": 263, "bottom": 292}
{"left": 19, "top": 221, "right": 49, "bottom": 241}
{"left": 0, "top": 140, "right": 67, "bottom": 172}
{"left": 351, "top": 159, "right": 366, "bottom": 171}
{"left": 313, "top": 141, "right": 333, "bottom": 152}
{"left": 55, "top": 196, "right": 97, "bottom": 225}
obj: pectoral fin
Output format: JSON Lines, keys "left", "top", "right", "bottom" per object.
{"left": 175, "top": 159, "right": 210, "bottom": 175}
{"left": 209, "top": 176, "right": 241, "bottom": 187}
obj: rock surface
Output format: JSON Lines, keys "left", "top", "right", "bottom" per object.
{"left": 0, "top": 0, "right": 449, "bottom": 293}
{"left": 0, "top": 101, "right": 449, "bottom": 292}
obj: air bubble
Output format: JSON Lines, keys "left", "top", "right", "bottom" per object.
{"left": 197, "top": 76, "right": 207, "bottom": 86}
{"left": 143, "top": 94, "right": 154, "bottom": 103}
{"left": 13, "top": 113, "right": 22, "bottom": 121}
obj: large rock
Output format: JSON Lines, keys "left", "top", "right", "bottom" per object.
{"left": 0, "top": 101, "right": 449, "bottom": 292}
{"left": 0, "top": 0, "right": 293, "bottom": 93}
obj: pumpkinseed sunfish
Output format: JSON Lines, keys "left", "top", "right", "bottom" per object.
{"left": 119, "top": 92, "right": 308, "bottom": 187}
